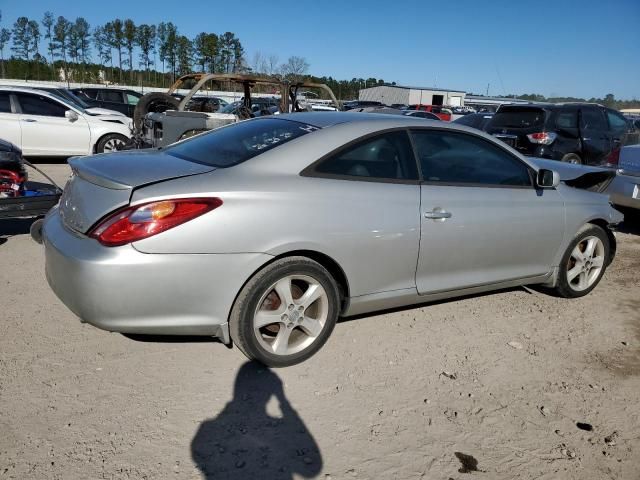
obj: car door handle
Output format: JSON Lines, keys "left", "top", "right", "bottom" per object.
{"left": 21, "top": 118, "right": 37, "bottom": 122}
{"left": 424, "top": 210, "right": 452, "bottom": 219}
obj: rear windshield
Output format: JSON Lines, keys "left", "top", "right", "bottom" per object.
{"left": 490, "top": 108, "right": 547, "bottom": 129}
{"left": 165, "top": 118, "right": 318, "bottom": 167}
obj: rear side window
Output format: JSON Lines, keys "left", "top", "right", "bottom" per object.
{"left": 313, "top": 131, "right": 418, "bottom": 181}
{"left": 166, "top": 118, "right": 317, "bottom": 167}
{"left": 555, "top": 109, "right": 578, "bottom": 129}
{"left": 606, "top": 110, "right": 629, "bottom": 136}
{"left": 580, "top": 107, "right": 607, "bottom": 131}
{"left": 411, "top": 129, "right": 532, "bottom": 187}
{"left": 0, "top": 92, "right": 11, "bottom": 113}
{"left": 490, "top": 108, "right": 546, "bottom": 129}
{"left": 16, "top": 93, "right": 67, "bottom": 117}
{"left": 100, "top": 90, "right": 123, "bottom": 103}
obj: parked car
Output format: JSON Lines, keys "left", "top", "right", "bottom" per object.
{"left": 32, "top": 87, "right": 125, "bottom": 116}
{"left": 405, "top": 105, "right": 453, "bottom": 121}
{"left": 0, "top": 137, "right": 27, "bottom": 196}
{"left": 486, "top": 103, "right": 639, "bottom": 166}
{"left": 0, "top": 87, "right": 132, "bottom": 156}
{"left": 402, "top": 110, "right": 440, "bottom": 120}
{"left": 72, "top": 87, "right": 143, "bottom": 117}
{"left": 343, "top": 100, "right": 385, "bottom": 110}
{"left": 42, "top": 112, "right": 622, "bottom": 367}
{"left": 453, "top": 112, "right": 494, "bottom": 131}
{"left": 605, "top": 144, "right": 640, "bottom": 212}
{"left": 133, "top": 73, "right": 341, "bottom": 149}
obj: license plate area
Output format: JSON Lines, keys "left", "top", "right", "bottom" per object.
{"left": 493, "top": 134, "right": 518, "bottom": 148}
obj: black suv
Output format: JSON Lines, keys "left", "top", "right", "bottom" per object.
{"left": 71, "top": 88, "right": 143, "bottom": 117}
{"left": 486, "top": 103, "right": 638, "bottom": 165}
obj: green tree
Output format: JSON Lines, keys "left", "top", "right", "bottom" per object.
{"left": 123, "top": 19, "right": 136, "bottom": 82}
{"left": 106, "top": 19, "right": 124, "bottom": 83}
{"left": 28, "top": 20, "right": 40, "bottom": 78}
{"left": 0, "top": 28, "right": 10, "bottom": 78}
{"left": 42, "top": 11, "right": 55, "bottom": 79}
{"left": 175, "top": 35, "right": 192, "bottom": 76}
{"left": 194, "top": 32, "right": 217, "bottom": 72}
{"left": 93, "top": 25, "right": 112, "bottom": 83}
{"left": 136, "top": 24, "right": 156, "bottom": 81}
{"left": 53, "top": 16, "right": 71, "bottom": 80}
{"left": 72, "top": 17, "right": 91, "bottom": 81}
{"left": 11, "top": 17, "right": 30, "bottom": 60}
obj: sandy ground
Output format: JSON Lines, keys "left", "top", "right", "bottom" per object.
{"left": 1, "top": 163, "right": 639, "bottom": 480}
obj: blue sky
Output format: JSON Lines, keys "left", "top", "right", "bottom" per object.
{"left": 0, "top": 0, "right": 638, "bottom": 99}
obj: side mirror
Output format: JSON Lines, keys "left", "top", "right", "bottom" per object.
{"left": 537, "top": 168, "right": 560, "bottom": 188}
{"left": 65, "top": 110, "right": 79, "bottom": 122}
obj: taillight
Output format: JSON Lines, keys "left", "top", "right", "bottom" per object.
{"left": 527, "top": 132, "right": 557, "bottom": 145}
{"left": 606, "top": 147, "right": 620, "bottom": 166}
{"left": 89, "top": 197, "right": 222, "bottom": 247}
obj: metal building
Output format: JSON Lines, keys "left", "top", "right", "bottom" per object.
{"left": 359, "top": 85, "right": 466, "bottom": 107}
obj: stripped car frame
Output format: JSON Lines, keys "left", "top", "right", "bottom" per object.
{"left": 134, "top": 73, "right": 341, "bottom": 149}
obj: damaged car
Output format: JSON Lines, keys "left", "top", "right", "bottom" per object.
{"left": 128, "top": 73, "right": 341, "bottom": 149}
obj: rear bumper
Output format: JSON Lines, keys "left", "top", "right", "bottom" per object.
{"left": 606, "top": 173, "right": 640, "bottom": 209}
{"left": 43, "top": 209, "right": 272, "bottom": 341}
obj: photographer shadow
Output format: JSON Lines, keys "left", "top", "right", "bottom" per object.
{"left": 191, "top": 361, "right": 322, "bottom": 479}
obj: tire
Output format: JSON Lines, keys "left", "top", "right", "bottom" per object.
{"left": 95, "top": 133, "right": 129, "bottom": 154}
{"left": 553, "top": 224, "right": 610, "bottom": 298}
{"left": 561, "top": 153, "right": 582, "bottom": 165}
{"left": 229, "top": 256, "right": 340, "bottom": 367}
{"left": 133, "top": 92, "right": 180, "bottom": 131}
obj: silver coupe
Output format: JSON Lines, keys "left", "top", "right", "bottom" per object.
{"left": 42, "top": 113, "right": 623, "bottom": 366}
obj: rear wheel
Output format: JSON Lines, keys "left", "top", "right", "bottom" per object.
{"left": 96, "top": 133, "right": 128, "bottom": 154}
{"left": 553, "top": 224, "right": 609, "bottom": 298}
{"left": 561, "top": 153, "right": 582, "bottom": 164}
{"left": 230, "top": 257, "right": 340, "bottom": 367}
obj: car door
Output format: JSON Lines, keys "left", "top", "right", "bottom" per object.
{"left": 15, "top": 92, "right": 91, "bottom": 156}
{"left": 411, "top": 128, "right": 565, "bottom": 294}
{"left": 579, "top": 106, "right": 611, "bottom": 165}
{"left": 605, "top": 108, "right": 635, "bottom": 163}
{"left": 303, "top": 130, "right": 421, "bottom": 296}
{"left": 0, "top": 92, "right": 21, "bottom": 148}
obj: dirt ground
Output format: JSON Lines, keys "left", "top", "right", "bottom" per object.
{"left": 1, "top": 163, "right": 639, "bottom": 480}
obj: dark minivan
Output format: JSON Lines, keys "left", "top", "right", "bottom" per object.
{"left": 486, "top": 103, "right": 638, "bottom": 166}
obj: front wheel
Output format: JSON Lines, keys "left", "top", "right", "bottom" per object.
{"left": 561, "top": 153, "right": 582, "bottom": 165}
{"left": 96, "top": 133, "right": 129, "bottom": 154}
{"left": 230, "top": 257, "right": 340, "bottom": 367}
{"left": 553, "top": 224, "right": 610, "bottom": 298}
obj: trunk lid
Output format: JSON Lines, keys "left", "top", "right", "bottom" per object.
{"left": 486, "top": 106, "right": 550, "bottom": 154}
{"left": 60, "top": 150, "right": 215, "bottom": 234}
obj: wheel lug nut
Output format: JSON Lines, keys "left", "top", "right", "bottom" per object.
{"left": 288, "top": 304, "right": 294, "bottom": 311}
{"left": 281, "top": 314, "right": 288, "bottom": 321}
{"left": 298, "top": 306, "right": 304, "bottom": 311}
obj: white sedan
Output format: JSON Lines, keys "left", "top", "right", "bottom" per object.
{"left": 0, "top": 87, "right": 132, "bottom": 156}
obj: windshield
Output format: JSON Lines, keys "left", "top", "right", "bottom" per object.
{"left": 219, "top": 101, "right": 242, "bottom": 114}
{"left": 48, "top": 91, "right": 88, "bottom": 114}
{"left": 166, "top": 118, "right": 319, "bottom": 167}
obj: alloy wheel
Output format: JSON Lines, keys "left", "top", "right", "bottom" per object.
{"left": 253, "top": 274, "right": 329, "bottom": 356}
{"left": 566, "top": 236, "right": 605, "bottom": 292}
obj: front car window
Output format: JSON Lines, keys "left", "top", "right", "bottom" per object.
{"left": 16, "top": 93, "right": 67, "bottom": 117}
{"left": 313, "top": 131, "right": 418, "bottom": 181}
{"left": 411, "top": 129, "right": 532, "bottom": 187}
{"left": 166, "top": 118, "right": 318, "bottom": 167}
{"left": 126, "top": 94, "right": 140, "bottom": 106}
